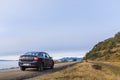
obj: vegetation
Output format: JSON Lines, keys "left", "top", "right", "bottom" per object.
{"left": 33, "top": 62, "right": 120, "bottom": 80}
{"left": 85, "top": 32, "right": 120, "bottom": 61}
{"left": 32, "top": 32, "right": 120, "bottom": 80}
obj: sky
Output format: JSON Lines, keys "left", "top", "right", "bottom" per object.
{"left": 0, "top": 0, "right": 120, "bottom": 60}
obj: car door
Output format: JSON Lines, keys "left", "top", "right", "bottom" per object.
{"left": 44, "top": 53, "right": 50, "bottom": 67}
{"left": 38, "top": 53, "right": 45, "bottom": 65}
{"left": 42, "top": 53, "right": 48, "bottom": 67}
{"left": 45, "top": 53, "right": 52, "bottom": 66}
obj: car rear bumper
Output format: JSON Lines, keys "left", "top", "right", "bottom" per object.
{"left": 19, "top": 61, "right": 39, "bottom": 68}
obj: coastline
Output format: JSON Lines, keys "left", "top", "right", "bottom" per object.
{"left": 0, "top": 60, "right": 19, "bottom": 70}
{"left": 0, "top": 67, "right": 19, "bottom": 70}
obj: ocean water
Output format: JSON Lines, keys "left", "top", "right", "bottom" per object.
{"left": 0, "top": 61, "right": 19, "bottom": 69}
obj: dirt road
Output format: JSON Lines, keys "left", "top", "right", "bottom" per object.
{"left": 0, "top": 62, "right": 78, "bottom": 80}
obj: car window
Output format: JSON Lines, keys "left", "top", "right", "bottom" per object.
{"left": 38, "top": 53, "right": 43, "bottom": 58}
{"left": 25, "top": 52, "right": 39, "bottom": 56}
{"left": 45, "top": 53, "right": 50, "bottom": 59}
{"left": 42, "top": 53, "right": 46, "bottom": 58}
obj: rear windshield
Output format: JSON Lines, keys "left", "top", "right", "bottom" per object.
{"left": 24, "top": 52, "right": 40, "bottom": 56}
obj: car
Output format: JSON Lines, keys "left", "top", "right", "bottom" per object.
{"left": 18, "top": 52, "right": 54, "bottom": 71}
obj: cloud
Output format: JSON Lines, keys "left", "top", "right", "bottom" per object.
{"left": 0, "top": 55, "right": 19, "bottom": 60}
{"left": 0, "top": 0, "right": 120, "bottom": 57}
{"left": 0, "top": 50, "right": 87, "bottom": 60}
{"left": 50, "top": 51, "right": 87, "bottom": 59}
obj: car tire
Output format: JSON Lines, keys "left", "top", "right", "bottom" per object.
{"left": 20, "top": 67, "right": 26, "bottom": 71}
{"left": 50, "top": 64, "right": 54, "bottom": 69}
{"left": 38, "top": 63, "right": 44, "bottom": 71}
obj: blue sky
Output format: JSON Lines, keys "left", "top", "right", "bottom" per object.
{"left": 0, "top": 0, "right": 120, "bottom": 59}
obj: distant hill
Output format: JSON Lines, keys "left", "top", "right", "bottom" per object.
{"left": 59, "top": 57, "right": 83, "bottom": 61}
{"left": 85, "top": 32, "right": 120, "bottom": 61}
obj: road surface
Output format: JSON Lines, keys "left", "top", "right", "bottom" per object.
{"left": 0, "top": 62, "right": 78, "bottom": 80}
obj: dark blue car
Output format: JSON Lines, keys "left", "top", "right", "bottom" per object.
{"left": 19, "top": 52, "right": 54, "bottom": 71}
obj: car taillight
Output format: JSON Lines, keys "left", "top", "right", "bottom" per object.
{"left": 34, "top": 57, "right": 39, "bottom": 61}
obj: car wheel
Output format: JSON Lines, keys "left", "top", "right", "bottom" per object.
{"left": 20, "top": 67, "right": 26, "bottom": 71}
{"left": 38, "top": 63, "right": 44, "bottom": 71}
{"left": 50, "top": 64, "right": 54, "bottom": 69}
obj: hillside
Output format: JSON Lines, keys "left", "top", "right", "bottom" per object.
{"left": 33, "top": 62, "right": 120, "bottom": 80}
{"left": 85, "top": 32, "right": 120, "bottom": 61}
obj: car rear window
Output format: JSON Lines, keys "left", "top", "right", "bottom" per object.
{"left": 25, "top": 52, "right": 39, "bottom": 56}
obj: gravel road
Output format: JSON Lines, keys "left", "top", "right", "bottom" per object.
{"left": 0, "top": 62, "right": 78, "bottom": 80}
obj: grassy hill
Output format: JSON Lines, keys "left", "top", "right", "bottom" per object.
{"left": 85, "top": 32, "right": 120, "bottom": 61}
{"left": 33, "top": 62, "right": 120, "bottom": 80}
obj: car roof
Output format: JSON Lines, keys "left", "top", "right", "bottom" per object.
{"left": 26, "top": 52, "right": 46, "bottom": 54}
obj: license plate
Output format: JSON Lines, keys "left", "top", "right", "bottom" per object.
{"left": 23, "top": 64, "right": 30, "bottom": 66}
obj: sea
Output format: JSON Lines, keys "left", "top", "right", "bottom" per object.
{"left": 0, "top": 60, "right": 19, "bottom": 69}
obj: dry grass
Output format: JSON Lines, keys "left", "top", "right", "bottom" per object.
{"left": 109, "top": 62, "right": 120, "bottom": 66}
{"left": 54, "top": 60, "right": 70, "bottom": 64}
{"left": 33, "top": 62, "right": 120, "bottom": 80}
